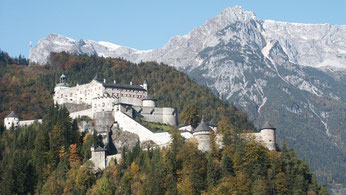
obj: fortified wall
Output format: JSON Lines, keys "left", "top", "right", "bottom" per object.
{"left": 3, "top": 111, "right": 42, "bottom": 130}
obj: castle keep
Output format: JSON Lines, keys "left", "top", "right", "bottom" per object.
{"left": 53, "top": 74, "right": 178, "bottom": 127}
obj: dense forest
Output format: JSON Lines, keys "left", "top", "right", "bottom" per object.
{"left": 0, "top": 51, "right": 327, "bottom": 194}
{"left": 0, "top": 105, "right": 327, "bottom": 194}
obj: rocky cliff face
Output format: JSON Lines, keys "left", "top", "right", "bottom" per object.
{"left": 29, "top": 6, "right": 346, "bottom": 189}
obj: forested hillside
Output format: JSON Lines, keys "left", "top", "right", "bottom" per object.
{"left": 1, "top": 51, "right": 254, "bottom": 131}
{"left": 0, "top": 51, "right": 327, "bottom": 194}
{"left": 0, "top": 107, "right": 327, "bottom": 194}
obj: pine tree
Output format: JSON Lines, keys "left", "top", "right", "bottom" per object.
{"left": 206, "top": 157, "right": 221, "bottom": 188}
{"left": 221, "top": 152, "right": 234, "bottom": 178}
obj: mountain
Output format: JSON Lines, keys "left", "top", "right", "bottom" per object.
{"left": 29, "top": 6, "right": 346, "bottom": 191}
{"left": 29, "top": 33, "right": 147, "bottom": 65}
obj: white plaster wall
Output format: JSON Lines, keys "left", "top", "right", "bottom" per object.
{"left": 142, "top": 100, "right": 156, "bottom": 107}
{"left": 54, "top": 79, "right": 149, "bottom": 107}
{"left": 134, "top": 107, "right": 177, "bottom": 126}
{"left": 118, "top": 96, "right": 143, "bottom": 106}
{"left": 113, "top": 109, "right": 171, "bottom": 146}
{"left": 92, "top": 97, "right": 118, "bottom": 112}
{"left": 4, "top": 117, "right": 19, "bottom": 129}
{"left": 259, "top": 129, "right": 276, "bottom": 151}
{"left": 91, "top": 151, "right": 106, "bottom": 170}
{"left": 54, "top": 81, "right": 104, "bottom": 105}
{"left": 242, "top": 130, "right": 276, "bottom": 151}
{"left": 70, "top": 109, "right": 94, "bottom": 119}
{"left": 105, "top": 88, "right": 146, "bottom": 107}
{"left": 19, "top": 119, "right": 42, "bottom": 127}
{"left": 180, "top": 131, "right": 193, "bottom": 139}
{"left": 162, "top": 108, "right": 178, "bottom": 126}
{"left": 179, "top": 125, "right": 193, "bottom": 132}
{"left": 193, "top": 131, "right": 211, "bottom": 152}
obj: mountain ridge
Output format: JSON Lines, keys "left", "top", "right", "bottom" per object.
{"left": 30, "top": 6, "right": 346, "bottom": 71}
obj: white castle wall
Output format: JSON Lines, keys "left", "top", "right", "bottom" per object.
{"left": 69, "top": 109, "right": 94, "bottom": 119}
{"left": 19, "top": 119, "right": 43, "bottom": 127}
{"left": 142, "top": 99, "right": 156, "bottom": 107}
{"left": 4, "top": 117, "right": 19, "bottom": 129}
{"left": 90, "top": 149, "right": 106, "bottom": 170}
{"left": 242, "top": 129, "right": 276, "bottom": 151}
{"left": 180, "top": 131, "right": 194, "bottom": 139}
{"left": 4, "top": 117, "right": 42, "bottom": 130}
{"left": 54, "top": 80, "right": 104, "bottom": 105}
{"left": 193, "top": 131, "right": 212, "bottom": 152}
{"left": 113, "top": 108, "right": 171, "bottom": 146}
{"left": 54, "top": 79, "right": 147, "bottom": 107}
{"left": 92, "top": 96, "right": 118, "bottom": 113}
{"left": 104, "top": 88, "right": 146, "bottom": 106}
{"left": 133, "top": 106, "right": 178, "bottom": 126}
{"left": 179, "top": 125, "right": 193, "bottom": 132}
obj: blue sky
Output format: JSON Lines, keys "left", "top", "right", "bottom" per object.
{"left": 1, "top": 0, "right": 345, "bottom": 58}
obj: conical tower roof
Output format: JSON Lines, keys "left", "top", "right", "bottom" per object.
{"left": 7, "top": 111, "right": 19, "bottom": 118}
{"left": 194, "top": 117, "right": 212, "bottom": 132}
{"left": 260, "top": 121, "right": 276, "bottom": 130}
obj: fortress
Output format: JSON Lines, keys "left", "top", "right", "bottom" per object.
{"left": 3, "top": 74, "right": 276, "bottom": 170}
{"left": 53, "top": 74, "right": 177, "bottom": 127}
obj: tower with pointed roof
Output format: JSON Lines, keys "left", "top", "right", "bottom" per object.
{"left": 4, "top": 111, "right": 20, "bottom": 130}
{"left": 259, "top": 121, "right": 276, "bottom": 151}
{"left": 54, "top": 74, "right": 71, "bottom": 104}
{"left": 193, "top": 117, "right": 213, "bottom": 152}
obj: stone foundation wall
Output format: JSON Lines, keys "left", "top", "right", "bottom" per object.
{"left": 94, "top": 111, "right": 114, "bottom": 133}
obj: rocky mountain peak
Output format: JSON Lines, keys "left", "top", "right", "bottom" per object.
{"left": 218, "top": 5, "right": 257, "bottom": 23}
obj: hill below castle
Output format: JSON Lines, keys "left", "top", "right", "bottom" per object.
{"left": 0, "top": 51, "right": 329, "bottom": 194}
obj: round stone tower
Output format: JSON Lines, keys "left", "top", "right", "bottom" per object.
{"left": 142, "top": 95, "right": 157, "bottom": 107}
{"left": 4, "top": 111, "right": 20, "bottom": 130}
{"left": 193, "top": 117, "right": 213, "bottom": 152}
{"left": 259, "top": 121, "right": 276, "bottom": 151}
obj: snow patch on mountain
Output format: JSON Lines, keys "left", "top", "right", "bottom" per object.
{"left": 98, "top": 41, "right": 121, "bottom": 51}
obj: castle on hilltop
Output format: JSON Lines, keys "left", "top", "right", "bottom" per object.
{"left": 53, "top": 74, "right": 178, "bottom": 127}
{"left": 3, "top": 73, "right": 276, "bottom": 170}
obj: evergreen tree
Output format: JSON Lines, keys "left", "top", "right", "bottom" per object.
{"left": 180, "top": 104, "right": 201, "bottom": 128}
